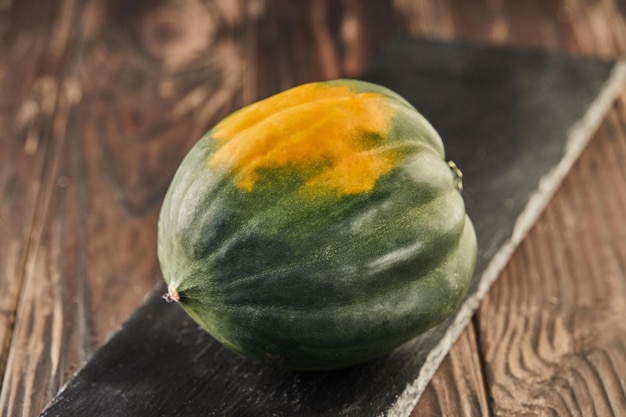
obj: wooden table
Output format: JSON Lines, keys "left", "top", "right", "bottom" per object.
{"left": 1, "top": 1, "right": 626, "bottom": 416}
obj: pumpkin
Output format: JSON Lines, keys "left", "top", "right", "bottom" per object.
{"left": 157, "top": 79, "right": 477, "bottom": 370}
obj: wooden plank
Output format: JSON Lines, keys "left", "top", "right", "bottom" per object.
{"left": 3, "top": 1, "right": 625, "bottom": 415}
{"left": 0, "top": 0, "right": 75, "bottom": 406}
{"left": 476, "top": 93, "right": 626, "bottom": 416}
{"left": 250, "top": 0, "right": 398, "bottom": 90}
{"left": 0, "top": 0, "right": 261, "bottom": 414}
{"left": 39, "top": 37, "right": 625, "bottom": 416}
{"left": 411, "top": 321, "right": 490, "bottom": 417}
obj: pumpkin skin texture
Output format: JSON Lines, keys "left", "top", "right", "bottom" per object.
{"left": 157, "top": 79, "right": 477, "bottom": 370}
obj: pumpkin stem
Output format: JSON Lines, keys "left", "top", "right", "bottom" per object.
{"left": 162, "top": 285, "right": 180, "bottom": 303}
{"left": 447, "top": 160, "right": 464, "bottom": 192}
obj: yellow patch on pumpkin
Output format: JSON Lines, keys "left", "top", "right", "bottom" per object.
{"left": 209, "top": 82, "right": 398, "bottom": 195}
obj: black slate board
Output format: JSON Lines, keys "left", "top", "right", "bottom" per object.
{"left": 41, "top": 38, "right": 626, "bottom": 417}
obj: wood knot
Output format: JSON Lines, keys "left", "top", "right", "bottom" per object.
{"left": 140, "top": 1, "right": 215, "bottom": 69}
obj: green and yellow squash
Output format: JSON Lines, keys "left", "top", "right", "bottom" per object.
{"left": 157, "top": 79, "right": 477, "bottom": 370}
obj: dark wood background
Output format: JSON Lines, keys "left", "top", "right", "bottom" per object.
{"left": 1, "top": 1, "right": 626, "bottom": 416}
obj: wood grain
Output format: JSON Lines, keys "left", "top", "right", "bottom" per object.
{"left": 411, "top": 321, "right": 490, "bottom": 417}
{"left": 0, "top": 0, "right": 75, "bottom": 402}
{"left": 395, "top": 0, "right": 626, "bottom": 58}
{"left": 0, "top": 0, "right": 254, "bottom": 414}
{"left": 1, "top": 1, "right": 407, "bottom": 413}
{"left": 406, "top": 0, "right": 626, "bottom": 415}
{"left": 475, "top": 92, "right": 626, "bottom": 416}
{"left": 2, "top": 0, "right": 626, "bottom": 416}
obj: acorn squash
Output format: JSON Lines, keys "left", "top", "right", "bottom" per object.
{"left": 157, "top": 79, "right": 477, "bottom": 370}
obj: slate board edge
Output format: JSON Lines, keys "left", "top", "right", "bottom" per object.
{"left": 386, "top": 59, "right": 626, "bottom": 417}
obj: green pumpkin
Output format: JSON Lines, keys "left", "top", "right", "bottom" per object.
{"left": 157, "top": 79, "right": 477, "bottom": 370}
